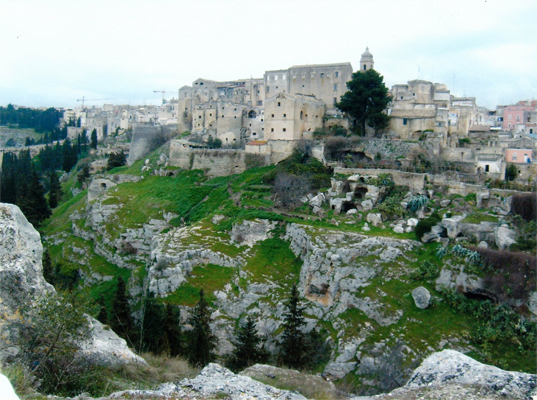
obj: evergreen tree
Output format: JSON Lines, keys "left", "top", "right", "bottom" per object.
{"left": 186, "top": 289, "right": 218, "bottom": 367}
{"left": 42, "top": 248, "right": 54, "bottom": 285}
{"left": 228, "top": 316, "right": 269, "bottom": 372}
{"left": 337, "top": 69, "right": 391, "bottom": 135}
{"left": 110, "top": 276, "right": 137, "bottom": 348}
{"left": 62, "top": 138, "right": 78, "bottom": 172}
{"left": 48, "top": 170, "right": 63, "bottom": 208}
{"left": 19, "top": 169, "right": 52, "bottom": 227}
{"left": 77, "top": 164, "right": 91, "bottom": 186}
{"left": 141, "top": 293, "right": 166, "bottom": 353}
{"left": 97, "top": 295, "right": 108, "bottom": 325}
{"left": 279, "top": 285, "right": 308, "bottom": 369}
{"left": 165, "top": 303, "right": 183, "bottom": 356}
{"left": 90, "top": 129, "right": 98, "bottom": 150}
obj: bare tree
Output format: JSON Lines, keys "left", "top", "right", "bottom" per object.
{"left": 272, "top": 172, "right": 311, "bottom": 209}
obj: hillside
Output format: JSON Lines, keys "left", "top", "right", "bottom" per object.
{"left": 40, "top": 144, "right": 537, "bottom": 395}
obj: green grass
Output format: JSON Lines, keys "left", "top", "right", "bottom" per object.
{"left": 42, "top": 189, "right": 87, "bottom": 235}
{"left": 163, "top": 263, "right": 236, "bottom": 306}
{"left": 462, "top": 212, "right": 499, "bottom": 224}
{"left": 242, "top": 237, "right": 302, "bottom": 289}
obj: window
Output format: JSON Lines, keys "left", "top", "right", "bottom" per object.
{"left": 200, "top": 82, "right": 204, "bottom": 85}
{"left": 485, "top": 165, "right": 489, "bottom": 172}
{"left": 400, "top": 96, "right": 403, "bottom": 99}
{"left": 333, "top": 97, "right": 337, "bottom": 105}
{"left": 209, "top": 113, "right": 212, "bottom": 117}
{"left": 300, "top": 111, "right": 303, "bottom": 120}
{"left": 271, "top": 114, "right": 274, "bottom": 117}
{"left": 321, "top": 73, "right": 325, "bottom": 78}
{"left": 257, "top": 100, "right": 263, "bottom": 106}
{"left": 198, "top": 115, "right": 202, "bottom": 119}
{"left": 283, "top": 74, "right": 286, "bottom": 80}
{"left": 334, "top": 84, "right": 337, "bottom": 91}
{"left": 283, "top": 128, "right": 286, "bottom": 132}
{"left": 222, "top": 115, "right": 224, "bottom": 118}
{"left": 275, "top": 75, "right": 278, "bottom": 80}
{"left": 509, "top": 114, "right": 512, "bottom": 119}
{"left": 271, "top": 128, "right": 274, "bottom": 132}
{"left": 363, "top": 65, "right": 366, "bottom": 71}
{"left": 234, "top": 108, "right": 237, "bottom": 111}
{"left": 403, "top": 118, "right": 408, "bottom": 125}
{"left": 278, "top": 102, "right": 281, "bottom": 107}
{"left": 513, "top": 153, "right": 517, "bottom": 161}
{"left": 253, "top": 132, "right": 257, "bottom": 136}
{"left": 517, "top": 115, "right": 520, "bottom": 121}
{"left": 234, "top": 116, "right": 237, "bottom": 119}
{"left": 266, "top": 86, "right": 269, "bottom": 93}
{"left": 302, "top": 85, "right": 305, "bottom": 88}
{"left": 283, "top": 114, "right": 286, "bottom": 118}
{"left": 335, "top": 71, "right": 339, "bottom": 77}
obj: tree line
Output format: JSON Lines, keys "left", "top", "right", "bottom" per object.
{"left": 0, "top": 104, "right": 63, "bottom": 133}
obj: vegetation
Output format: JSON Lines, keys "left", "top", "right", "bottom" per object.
{"left": 185, "top": 289, "right": 218, "bottom": 367}
{"left": 106, "top": 150, "right": 127, "bottom": 170}
{"left": 227, "top": 317, "right": 269, "bottom": 372}
{"left": 336, "top": 69, "right": 391, "bottom": 135}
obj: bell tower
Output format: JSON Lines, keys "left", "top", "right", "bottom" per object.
{"left": 360, "top": 47, "right": 374, "bottom": 71}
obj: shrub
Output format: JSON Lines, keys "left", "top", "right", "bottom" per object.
{"left": 410, "top": 260, "right": 440, "bottom": 281}
{"left": 324, "top": 136, "right": 349, "bottom": 160}
{"left": 245, "top": 153, "right": 266, "bottom": 169}
{"left": 511, "top": 193, "right": 537, "bottom": 222}
{"left": 273, "top": 172, "right": 311, "bottom": 209}
{"left": 106, "top": 150, "right": 127, "bottom": 170}
{"left": 474, "top": 247, "right": 537, "bottom": 301}
{"left": 415, "top": 213, "right": 441, "bottom": 240}
{"left": 407, "top": 195, "right": 429, "bottom": 212}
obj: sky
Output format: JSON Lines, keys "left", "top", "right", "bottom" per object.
{"left": 0, "top": 0, "right": 535, "bottom": 110}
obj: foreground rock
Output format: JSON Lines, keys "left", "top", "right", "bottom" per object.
{"left": 352, "top": 349, "right": 537, "bottom": 400}
{"left": 0, "top": 203, "right": 144, "bottom": 367}
{"left": 110, "top": 363, "right": 306, "bottom": 400}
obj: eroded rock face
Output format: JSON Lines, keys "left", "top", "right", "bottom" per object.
{"left": 0, "top": 203, "right": 144, "bottom": 367}
{"left": 405, "top": 350, "right": 537, "bottom": 399}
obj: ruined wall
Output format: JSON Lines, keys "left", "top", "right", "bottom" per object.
{"left": 168, "top": 143, "right": 247, "bottom": 177}
{"left": 128, "top": 125, "right": 177, "bottom": 165}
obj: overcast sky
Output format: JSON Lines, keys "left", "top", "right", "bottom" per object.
{"left": 1, "top": 0, "right": 535, "bottom": 110}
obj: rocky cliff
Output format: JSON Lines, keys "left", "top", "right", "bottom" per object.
{"left": 0, "top": 202, "right": 144, "bottom": 366}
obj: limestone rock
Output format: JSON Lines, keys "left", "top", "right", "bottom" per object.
{"left": 80, "top": 317, "right": 146, "bottom": 366}
{"left": 478, "top": 241, "right": 488, "bottom": 248}
{"left": 362, "top": 223, "right": 371, "bottom": 231}
{"left": 494, "top": 226, "right": 517, "bottom": 250}
{"left": 347, "top": 209, "right": 358, "bottom": 215}
{"left": 405, "top": 350, "right": 537, "bottom": 399}
{"left": 366, "top": 213, "right": 382, "bottom": 227}
{"left": 309, "top": 193, "right": 325, "bottom": 208}
{"left": 361, "top": 199, "right": 374, "bottom": 211}
{"left": 231, "top": 219, "right": 276, "bottom": 247}
{"left": 440, "top": 199, "right": 451, "bottom": 207}
{"left": 0, "top": 203, "right": 144, "bottom": 368}
{"left": 324, "top": 361, "right": 358, "bottom": 379}
{"left": 393, "top": 225, "right": 404, "bottom": 234}
{"left": 0, "top": 374, "right": 19, "bottom": 400}
{"left": 412, "top": 286, "right": 430, "bottom": 309}
{"left": 407, "top": 218, "right": 419, "bottom": 227}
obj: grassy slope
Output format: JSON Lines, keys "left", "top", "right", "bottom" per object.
{"left": 40, "top": 147, "right": 536, "bottom": 379}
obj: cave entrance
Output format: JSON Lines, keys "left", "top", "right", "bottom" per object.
{"left": 341, "top": 201, "right": 357, "bottom": 213}
{"left": 463, "top": 290, "right": 497, "bottom": 303}
{"left": 354, "top": 186, "right": 368, "bottom": 200}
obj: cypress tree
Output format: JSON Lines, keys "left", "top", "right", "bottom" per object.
{"left": 165, "top": 303, "right": 183, "bottom": 357}
{"left": 90, "top": 129, "right": 98, "bottom": 150}
{"left": 48, "top": 170, "right": 63, "bottom": 208}
{"left": 228, "top": 316, "right": 269, "bottom": 372}
{"left": 186, "top": 289, "right": 218, "bottom": 367}
{"left": 279, "top": 285, "right": 308, "bottom": 369}
{"left": 110, "top": 276, "right": 137, "bottom": 348}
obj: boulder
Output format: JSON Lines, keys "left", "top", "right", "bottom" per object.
{"left": 366, "top": 213, "right": 382, "bottom": 227}
{"left": 407, "top": 218, "right": 419, "bottom": 227}
{"left": 411, "top": 286, "right": 430, "bottom": 309}
{"left": 309, "top": 193, "right": 325, "bottom": 208}
{"left": 476, "top": 191, "right": 490, "bottom": 208}
{"left": 362, "top": 223, "right": 371, "bottom": 231}
{"left": 393, "top": 225, "right": 404, "bottom": 234}
{"left": 330, "top": 198, "right": 343, "bottom": 214}
{"left": 494, "top": 226, "right": 517, "bottom": 250}
{"left": 361, "top": 199, "right": 374, "bottom": 211}
{"left": 440, "top": 199, "right": 451, "bottom": 207}
{"left": 346, "top": 209, "right": 358, "bottom": 215}
{"left": 405, "top": 350, "right": 537, "bottom": 399}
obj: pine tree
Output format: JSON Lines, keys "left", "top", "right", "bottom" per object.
{"left": 186, "top": 289, "right": 218, "bottom": 367}
{"left": 141, "top": 293, "right": 165, "bottom": 353}
{"left": 165, "top": 303, "right": 183, "bottom": 357}
{"left": 228, "top": 316, "right": 269, "bottom": 372}
{"left": 48, "top": 170, "right": 63, "bottom": 208}
{"left": 77, "top": 164, "right": 91, "bottom": 186}
{"left": 279, "top": 285, "right": 308, "bottom": 369}
{"left": 90, "top": 128, "right": 98, "bottom": 150}
{"left": 42, "top": 248, "right": 54, "bottom": 285}
{"left": 110, "top": 276, "right": 137, "bottom": 348}
{"left": 19, "top": 169, "right": 52, "bottom": 227}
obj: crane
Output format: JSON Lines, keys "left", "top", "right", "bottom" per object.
{"left": 153, "top": 90, "right": 171, "bottom": 105}
{"left": 76, "top": 96, "right": 115, "bottom": 109}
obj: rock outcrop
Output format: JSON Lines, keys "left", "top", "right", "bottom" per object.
{"left": 111, "top": 363, "right": 306, "bottom": 400}
{"left": 0, "top": 203, "right": 144, "bottom": 367}
{"left": 351, "top": 350, "right": 537, "bottom": 400}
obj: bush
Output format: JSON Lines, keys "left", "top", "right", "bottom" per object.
{"left": 106, "top": 150, "right": 127, "bottom": 170}
{"left": 511, "top": 193, "right": 537, "bottom": 222}
{"left": 245, "top": 153, "right": 266, "bottom": 169}
{"left": 273, "top": 172, "right": 311, "bottom": 209}
{"left": 415, "top": 213, "right": 441, "bottom": 240}
{"left": 324, "top": 136, "right": 349, "bottom": 160}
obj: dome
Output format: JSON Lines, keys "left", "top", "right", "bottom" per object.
{"left": 361, "top": 46, "right": 373, "bottom": 59}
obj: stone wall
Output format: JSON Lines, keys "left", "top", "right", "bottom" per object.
{"left": 168, "top": 144, "right": 247, "bottom": 177}
{"left": 128, "top": 125, "right": 176, "bottom": 165}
